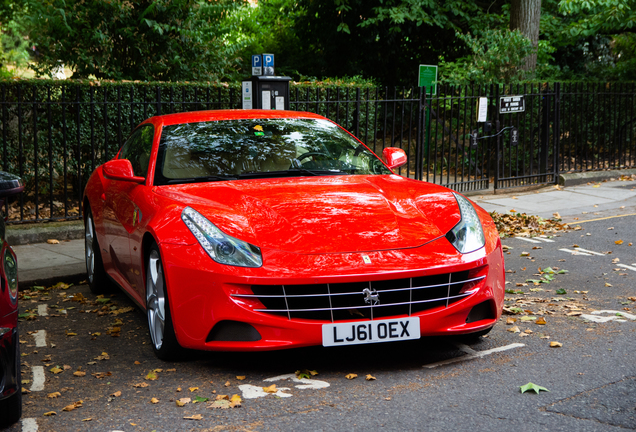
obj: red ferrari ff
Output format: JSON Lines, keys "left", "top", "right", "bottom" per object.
{"left": 83, "top": 110, "right": 504, "bottom": 360}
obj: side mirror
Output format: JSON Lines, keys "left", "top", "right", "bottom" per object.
{"left": 103, "top": 159, "right": 145, "bottom": 184}
{"left": 382, "top": 147, "right": 407, "bottom": 170}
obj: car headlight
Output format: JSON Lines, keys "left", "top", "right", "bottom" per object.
{"left": 446, "top": 193, "right": 485, "bottom": 254}
{"left": 4, "top": 248, "right": 18, "bottom": 301}
{"left": 181, "top": 207, "right": 262, "bottom": 268}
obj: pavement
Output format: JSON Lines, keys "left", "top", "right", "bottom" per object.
{"left": 10, "top": 172, "right": 636, "bottom": 288}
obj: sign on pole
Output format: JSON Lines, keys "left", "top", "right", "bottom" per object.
{"left": 251, "top": 55, "right": 262, "bottom": 76}
{"left": 418, "top": 65, "right": 438, "bottom": 95}
{"left": 263, "top": 54, "right": 275, "bottom": 76}
{"left": 499, "top": 95, "right": 525, "bottom": 114}
{"left": 241, "top": 81, "right": 253, "bottom": 109}
{"left": 477, "top": 97, "right": 488, "bottom": 122}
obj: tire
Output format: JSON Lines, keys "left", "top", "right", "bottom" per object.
{"left": 146, "top": 243, "right": 184, "bottom": 361}
{"left": 0, "top": 333, "right": 22, "bottom": 428}
{"left": 85, "top": 206, "right": 111, "bottom": 294}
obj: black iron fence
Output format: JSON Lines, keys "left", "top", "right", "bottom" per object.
{"left": 0, "top": 80, "right": 634, "bottom": 224}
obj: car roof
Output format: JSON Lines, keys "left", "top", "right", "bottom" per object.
{"left": 142, "top": 109, "right": 329, "bottom": 128}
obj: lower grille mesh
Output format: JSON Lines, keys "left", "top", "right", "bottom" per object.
{"left": 232, "top": 271, "right": 483, "bottom": 322}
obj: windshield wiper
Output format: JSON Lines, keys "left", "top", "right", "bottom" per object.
{"left": 237, "top": 169, "right": 349, "bottom": 179}
{"left": 164, "top": 175, "right": 237, "bottom": 185}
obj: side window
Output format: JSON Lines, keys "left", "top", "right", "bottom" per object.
{"left": 119, "top": 125, "right": 154, "bottom": 177}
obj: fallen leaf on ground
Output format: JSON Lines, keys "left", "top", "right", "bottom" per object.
{"left": 145, "top": 371, "right": 158, "bottom": 381}
{"left": 535, "top": 317, "right": 547, "bottom": 325}
{"left": 615, "top": 240, "right": 624, "bottom": 245}
{"left": 507, "top": 326, "right": 520, "bottom": 333}
{"left": 150, "top": 397, "right": 159, "bottom": 404}
{"left": 62, "top": 401, "right": 83, "bottom": 411}
{"left": 47, "top": 392, "right": 61, "bottom": 398}
{"left": 176, "top": 398, "right": 191, "bottom": 407}
{"left": 110, "top": 391, "right": 121, "bottom": 397}
{"left": 188, "top": 387, "right": 199, "bottom": 392}
{"left": 345, "top": 373, "right": 358, "bottom": 380}
{"left": 506, "top": 317, "right": 517, "bottom": 324}
{"left": 550, "top": 341, "right": 563, "bottom": 348}
{"left": 224, "top": 380, "right": 231, "bottom": 387}
{"left": 230, "top": 394, "right": 242, "bottom": 407}
{"left": 43, "top": 411, "right": 56, "bottom": 416}
{"left": 47, "top": 239, "right": 60, "bottom": 244}
{"left": 263, "top": 384, "right": 277, "bottom": 393}
{"left": 236, "top": 376, "right": 246, "bottom": 380}
{"left": 184, "top": 414, "right": 203, "bottom": 420}
{"left": 50, "top": 366, "right": 63, "bottom": 374}
{"left": 366, "top": 374, "right": 376, "bottom": 381}
{"left": 520, "top": 382, "right": 550, "bottom": 394}
{"left": 133, "top": 382, "right": 149, "bottom": 388}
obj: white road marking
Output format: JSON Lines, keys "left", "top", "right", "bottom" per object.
{"left": 535, "top": 237, "right": 555, "bottom": 243}
{"left": 581, "top": 310, "right": 636, "bottom": 323}
{"left": 617, "top": 263, "right": 636, "bottom": 272}
{"left": 572, "top": 247, "right": 605, "bottom": 256}
{"left": 559, "top": 248, "right": 592, "bottom": 256}
{"left": 240, "top": 373, "right": 331, "bottom": 399}
{"left": 37, "top": 304, "right": 48, "bottom": 317}
{"left": 21, "top": 418, "right": 38, "bottom": 432}
{"left": 423, "top": 343, "right": 525, "bottom": 369}
{"left": 31, "top": 330, "right": 47, "bottom": 348}
{"left": 264, "top": 373, "right": 330, "bottom": 390}
{"left": 516, "top": 237, "right": 541, "bottom": 244}
{"left": 239, "top": 384, "right": 292, "bottom": 399}
{"left": 30, "top": 366, "right": 45, "bottom": 391}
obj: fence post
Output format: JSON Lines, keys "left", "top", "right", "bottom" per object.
{"left": 493, "top": 84, "right": 500, "bottom": 191}
{"left": 540, "top": 84, "right": 551, "bottom": 182}
{"left": 554, "top": 82, "right": 561, "bottom": 184}
{"left": 416, "top": 87, "right": 424, "bottom": 181}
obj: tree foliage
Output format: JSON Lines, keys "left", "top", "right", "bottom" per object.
{"left": 26, "top": 0, "right": 247, "bottom": 81}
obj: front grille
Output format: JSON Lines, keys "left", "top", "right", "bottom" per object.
{"left": 232, "top": 271, "right": 484, "bottom": 322}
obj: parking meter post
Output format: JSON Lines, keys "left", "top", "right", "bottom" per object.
{"left": 493, "top": 84, "right": 500, "bottom": 190}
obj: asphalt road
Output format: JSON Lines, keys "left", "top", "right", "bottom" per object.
{"left": 8, "top": 213, "right": 636, "bottom": 432}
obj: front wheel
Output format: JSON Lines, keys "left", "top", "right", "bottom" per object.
{"left": 146, "top": 243, "right": 184, "bottom": 361}
{"left": 0, "top": 334, "right": 22, "bottom": 428}
{"left": 85, "top": 206, "right": 111, "bottom": 294}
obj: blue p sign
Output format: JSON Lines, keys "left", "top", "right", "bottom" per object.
{"left": 252, "top": 55, "right": 262, "bottom": 67}
{"left": 263, "top": 54, "right": 274, "bottom": 67}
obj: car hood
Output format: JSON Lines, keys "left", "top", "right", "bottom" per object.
{"left": 156, "top": 175, "right": 460, "bottom": 254}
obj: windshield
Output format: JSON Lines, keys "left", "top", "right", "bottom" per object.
{"left": 154, "top": 118, "right": 390, "bottom": 185}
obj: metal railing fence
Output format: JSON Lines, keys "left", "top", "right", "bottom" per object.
{"left": 0, "top": 81, "right": 634, "bottom": 224}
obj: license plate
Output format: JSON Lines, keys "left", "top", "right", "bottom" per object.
{"left": 322, "top": 317, "right": 420, "bottom": 347}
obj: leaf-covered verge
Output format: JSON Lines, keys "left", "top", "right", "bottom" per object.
{"left": 490, "top": 211, "right": 575, "bottom": 239}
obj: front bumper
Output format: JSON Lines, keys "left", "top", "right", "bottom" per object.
{"left": 160, "top": 235, "right": 505, "bottom": 351}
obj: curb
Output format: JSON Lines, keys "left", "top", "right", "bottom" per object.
{"left": 7, "top": 220, "right": 83, "bottom": 246}
{"left": 558, "top": 168, "right": 636, "bottom": 187}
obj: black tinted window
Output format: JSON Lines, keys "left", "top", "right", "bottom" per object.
{"left": 119, "top": 125, "right": 154, "bottom": 177}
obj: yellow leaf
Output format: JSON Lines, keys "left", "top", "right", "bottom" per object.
{"left": 230, "top": 394, "right": 242, "bottom": 407}
{"left": 236, "top": 376, "right": 246, "bottom": 380}
{"left": 73, "top": 371, "right": 86, "bottom": 377}
{"left": 50, "top": 366, "right": 63, "bottom": 374}
{"left": 47, "top": 239, "right": 60, "bottom": 244}
{"left": 216, "top": 394, "right": 229, "bottom": 400}
{"left": 366, "top": 374, "right": 376, "bottom": 381}
{"left": 82, "top": 418, "right": 92, "bottom": 422}
{"left": 605, "top": 283, "right": 613, "bottom": 287}
{"left": 145, "top": 371, "right": 158, "bottom": 381}
{"left": 345, "top": 373, "right": 358, "bottom": 380}
{"left": 263, "top": 384, "right": 277, "bottom": 393}
{"left": 535, "top": 317, "right": 547, "bottom": 325}
{"left": 506, "top": 317, "right": 517, "bottom": 325}
{"left": 47, "top": 392, "right": 61, "bottom": 398}
{"left": 189, "top": 387, "right": 199, "bottom": 392}
{"left": 134, "top": 361, "right": 141, "bottom": 365}
{"left": 184, "top": 414, "right": 203, "bottom": 420}
{"left": 132, "top": 382, "right": 149, "bottom": 388}
{"left": 507, "top": 326, "right": 521, "bottom": 333}
{"left": 150, "top": 397, "right": 160, "bottom": 404}
{"left": 176, "top": 398, "right": 191, "bottom": 407}
{"left": 224, "top": 380, "right": 231, "bottom": 387}
{"left": 550, "top": 341, "right": 563, "bottom": 348}
{"left": 110, "top": 391, "right": 122, "bottom": 397}
{"left": 43, "top": 411, "right": 57, "bottom": 416}
{"left": 615, "top": 240, "right": 624, "bottom": 245}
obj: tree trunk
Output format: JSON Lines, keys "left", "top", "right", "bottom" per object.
{"left": 510, "top": 0, "right": 542, "bottom": 73}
